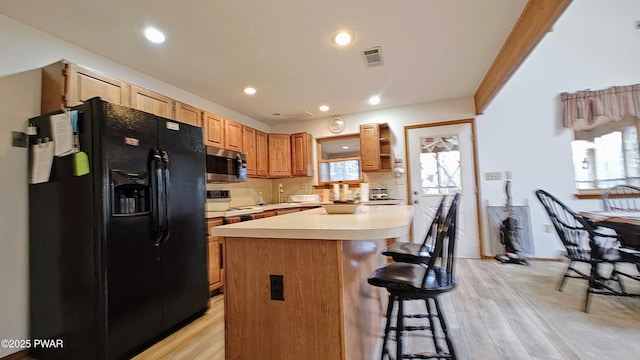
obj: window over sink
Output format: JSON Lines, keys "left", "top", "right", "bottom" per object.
{"left": 317, "top": 135, "right": 362, "bottom": 184}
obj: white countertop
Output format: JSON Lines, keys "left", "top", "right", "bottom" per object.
{"left": 205, "top": 202, "right": 329, "bottom": 218}
{"left": 363, "top": 199, "right": 404, "bottom": 205}
{"left": 210, "top": 205, "right": 414, "bottom": 240}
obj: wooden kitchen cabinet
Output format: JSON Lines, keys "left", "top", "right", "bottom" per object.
{"left": 130, "top": 85, "right": 174, "bottom": 119}
{"left": 360, "top": 123, "right": 392, "bottom": 171}
{"left": 224, "top": 119, "right": 243, "bottom": 152}
{"left": 243, "top": 126, "right": 257, "bottom": 176}
{"left": 262, "top": 210, "right": 277, "bottom": 218}
{"left": 203, "top": 112, "right": 224, "bottom": 148}
{"left": 268, "top": 134, "right": 292, "bottom": 177}
{"left": 291, "top": 132, "right": 313, "bottom": 177}
{"left": 175, "top": 101, "right": 202, "bottom": 127}
{"left": 256, "top": 130, "right": 269, "bottom": 177}
{"left": 207, "top": 218, "right": 224, "bottom": 293}
{"left": 41, "top": 60, "right": 131, "bottom": 114}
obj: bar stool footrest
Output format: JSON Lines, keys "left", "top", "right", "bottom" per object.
{"left": 402, "top": 351, "right": 454, "bottom": 359}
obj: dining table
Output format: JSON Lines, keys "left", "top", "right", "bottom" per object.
{"left": 579, "top": 210, "right": 640, "bottom": 266}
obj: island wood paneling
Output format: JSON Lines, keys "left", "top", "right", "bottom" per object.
{"left": 340, "top": 240, "right": 387, "bottom": 360}
{"left": 224, "top": 237, "right": 386, "bottom": 360}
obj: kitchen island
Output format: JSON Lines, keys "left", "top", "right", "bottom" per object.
{"left": 210, "top": 205, "right": 414, "bottom": 360}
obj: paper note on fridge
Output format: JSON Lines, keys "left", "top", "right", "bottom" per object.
{"left": 50, "top": 112, "right": 74, "bottom": 156}
{"left": 30, "top": 140, "right": 55, "bottom": 184}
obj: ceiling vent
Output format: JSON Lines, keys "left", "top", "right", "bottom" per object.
{"left": 361, "top": 46, "right": 384, "bottom": 67}
{"left": 286, "top": 111, "right": 313, "bottom": 120}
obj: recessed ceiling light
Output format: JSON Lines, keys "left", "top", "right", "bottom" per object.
{"left": 319, "top": 105, "right": 330, "bottom": 112}
{"left": 332, "top": 31, "right": 354, "bottom": 46}
{"left": 144, "top": 27, "right": 165, "bottom": 44}
{"left": 341, "top": 145, "right": 350, "bottom": 150}
{"left": 368, "top": 96, "right": 381, "bottom": 105}
{"left": 244, "top": 87, "right": 257, "bottom": 95}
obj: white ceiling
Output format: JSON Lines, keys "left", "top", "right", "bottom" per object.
{"left": 0, "top": 0, "right": 528, "bottom": 125}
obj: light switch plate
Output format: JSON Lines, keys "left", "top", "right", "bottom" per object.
{"left": 485, "top": 172, "right": 502, "bottom": 181}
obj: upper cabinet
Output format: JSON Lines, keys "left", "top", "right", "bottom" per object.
{"left": 256, "top": 131, "right": 269, "bottom": 177}
{"left": 243, "top": 126, "right": 257, "bottom": 176}
{"left": 41, "top": 60, "right": 201, "bottom": 126}
{"left": 268, "top": 134, "right": 291, "bottom": 177}
{"left": 224, "top": 119, "right": 243, "bottom": 152}
{"left": 360, "top": 123, "right": 391, "bottom": 172}
{"left": 291, "top": 132, "right": 313, "bottom": 177}
{"left": 39, "top": 61, "right": 317, "bottom": 180}
{"left": 41, "top": 61, "right": 130, "bottom": 114}
{"left": 203, "top": 112, "right": 224, "bottom": 148}
{"left": 130, "top": 85, "right": 174, "bottom": 119}
{"left": 175, "top": 102, "right": 202, "bottom": 127}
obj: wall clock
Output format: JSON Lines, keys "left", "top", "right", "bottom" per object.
{"left": 329, "top": 117, "right": 345, "bottom": 133}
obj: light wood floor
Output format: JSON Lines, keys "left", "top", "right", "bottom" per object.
{"left": 134, "top": 259, "right": 640, "bottom": 360}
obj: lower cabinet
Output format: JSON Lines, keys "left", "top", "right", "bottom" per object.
{"left": 275, "top": 208, "right": 301, "bottom": 216}
{"left": 207, "top": 218, "right": 224, "bottom": 293}
{"left": 205, "top": 207, "right": 318, "bottom": 294}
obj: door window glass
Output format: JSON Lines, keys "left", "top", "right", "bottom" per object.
{"left": 419, "top": 135, "right": 461, "bottom": 195}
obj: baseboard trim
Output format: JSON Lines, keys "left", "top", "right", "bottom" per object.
{"left": 0, "top": 350, "right": 28, "bottom": 360}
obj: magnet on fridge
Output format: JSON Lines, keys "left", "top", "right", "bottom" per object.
{"left": 73, "top": 151, "right": 90, "bottom": 176}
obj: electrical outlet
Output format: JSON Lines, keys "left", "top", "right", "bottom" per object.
{"left": 11, "top": 131, "right": 27, "bottom": 148}
{"left": 544, "top": 224, "right": 554, "bottom": 233}
{"left": 505, "top": 171, "right": 512, "bottom": 180}
{"left": 485, "top": 172, "right": 502, "bottom": 181}
{"left": 270, "top": 274, "right": 284, "bottom": 301}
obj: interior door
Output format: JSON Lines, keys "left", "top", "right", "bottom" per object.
{"left": 406, "top": 121, "right": 480, "bottom": 258}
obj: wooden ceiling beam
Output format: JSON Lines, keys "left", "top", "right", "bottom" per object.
{"left": 474, "top": 0, "right": 572, "bottom": 115}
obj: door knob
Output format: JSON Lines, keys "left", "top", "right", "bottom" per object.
{"left": 413, "top": 199, "right": 419, "bottom": 204}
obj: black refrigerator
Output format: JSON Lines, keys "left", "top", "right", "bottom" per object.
{"left": 28, "top": 98, "right": 209, "bottom": 359}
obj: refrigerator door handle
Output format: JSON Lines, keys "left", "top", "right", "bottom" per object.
{"left": 152, "top": 148, "right": 165, "bottom": 247}
{"left": 160, "top": 150, "right": 171, "bottom": 245}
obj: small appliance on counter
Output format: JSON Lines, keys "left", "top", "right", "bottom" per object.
{"left": 370, "top": 187, "right": 389, "bottom": 200}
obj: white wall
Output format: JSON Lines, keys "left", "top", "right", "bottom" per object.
{"left": 0, "top": 69, "right": 40, "bottom": 358}
{"left": 476, "top": 0, "right": 640, "bottom": 258}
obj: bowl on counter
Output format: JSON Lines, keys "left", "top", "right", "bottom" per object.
{"left": 322, "top": 201, "right": 362, "bottom": 214}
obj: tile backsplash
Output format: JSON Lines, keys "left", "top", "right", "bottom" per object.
{"left": 205, "top": 171, "right": 406, "bottom": 205}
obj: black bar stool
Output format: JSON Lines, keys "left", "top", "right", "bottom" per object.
{"left": 382, "top": 195, "right": 447, "bottom": 264}
{"left": 368, "top": 193, "right": 460, "bottom": 360}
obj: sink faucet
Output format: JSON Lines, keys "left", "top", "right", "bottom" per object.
{"left": 278, "top": 183, "right": 284, "bottom": 203}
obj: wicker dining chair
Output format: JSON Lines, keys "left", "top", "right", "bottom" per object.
{"left": 535, "top": 189, "right": 639, "bottom": 312}
{"left": 602, "top": 184, "right": 640, "bottom": 211}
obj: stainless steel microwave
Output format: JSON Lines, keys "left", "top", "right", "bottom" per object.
{"left": 206, "top": 147, "right": 247, "bottom": 183}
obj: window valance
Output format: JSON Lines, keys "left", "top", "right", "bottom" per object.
{"left": 561, "top": 84, "right": 640, "bottom": 128}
